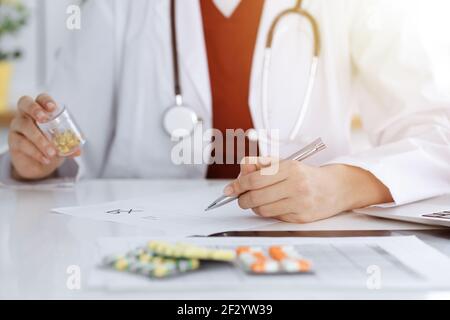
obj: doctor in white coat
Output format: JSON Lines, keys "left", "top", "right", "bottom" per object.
{"left": 4, "top": 0, "right": 450, "bottom": 223}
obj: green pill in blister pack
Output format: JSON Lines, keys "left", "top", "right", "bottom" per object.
{"left": 102, "top": 248, "right": 200, "bottom": 279}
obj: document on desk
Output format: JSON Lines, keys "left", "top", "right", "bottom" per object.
{"left": 88, "top": 236, "right": 450, "bottom": 292}
{"left": 52, "top": 185, "right": 277, "bottom": 236}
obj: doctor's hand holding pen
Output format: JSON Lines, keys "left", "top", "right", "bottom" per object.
{"left": 224, "top": 157, "right": 394, "bottom": 223}
{"left": 8, "top": 94, "right": 81, "bottom": 181}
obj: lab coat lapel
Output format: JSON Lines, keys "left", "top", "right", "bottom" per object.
{"left": 249, "top": 0, "right": 297, "bottom": 133}
{"left": 158, "top": 0, "right": 212, "bottom": 116}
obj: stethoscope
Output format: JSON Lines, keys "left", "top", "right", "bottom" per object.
{"left": 163, "top": 0, "right": 321, "bottom": 143}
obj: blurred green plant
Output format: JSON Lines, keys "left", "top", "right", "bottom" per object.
{"left": 0, "top": 0, "right": 29, "bottom": 61}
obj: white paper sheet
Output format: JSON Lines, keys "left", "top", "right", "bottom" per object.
{"left": 52, "top": 185, "right": 277, "bottom": 236}
{"left": 88, "top": 236, "right": 450, "bottom": 292}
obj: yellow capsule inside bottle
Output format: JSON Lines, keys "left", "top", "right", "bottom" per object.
{"left": 38, "top": 104, "right": 86, "bottom": 157}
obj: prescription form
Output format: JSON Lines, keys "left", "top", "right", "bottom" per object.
{"left": 88, "top": 236, "right": 450, "bottom": 292}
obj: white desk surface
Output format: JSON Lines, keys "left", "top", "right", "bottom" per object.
{"left": 1, "top": 179, "right": 449, "bottom": 300}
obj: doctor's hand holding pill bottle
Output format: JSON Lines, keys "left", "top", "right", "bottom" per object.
{"left": 8, "top": 94, "right": 82, "bottom": 181}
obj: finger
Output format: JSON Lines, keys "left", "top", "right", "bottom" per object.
{"left": 224, "top": 157, "right": 269, "bottom": 195}
{"left": 69, "top": 149, "right": 82, "bottom": 158}
{"left": 238, "top": 181, "right": 290, "bottom": 209}
{"left": 11, "top": 153, "right": 49, "bottom": 181}
{"left": 239, "top": 156, "right": 277, "bottom": 177}
{"left": 239, "top": 157, "right": 259, "bottom": 176}
{"left": 10, "top": 117, "right": 57, "bottom": 158}
{"left": 9, "top": 132, "right": 51, "bottom": 165}
{"left": 252, "top": 198, "right": 294, "bottom": 218}
{"left": 227, "top": 161, "right": 289, "bottom": 196}
{"left": 35, "top": 93, "right": 57, "bottom": 112}
{"left": 17, "top": 96, "right": 49, "bottom": 123}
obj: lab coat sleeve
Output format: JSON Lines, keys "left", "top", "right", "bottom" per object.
{"left": 328, "top": 0, "right": 450, "bottom": 205}
{"left": 0, "top": 0, "right": 119, "bottom": 184}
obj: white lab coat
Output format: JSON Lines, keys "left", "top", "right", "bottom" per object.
{"left": 1, "top": 0, "right": 450, "bottom": 206}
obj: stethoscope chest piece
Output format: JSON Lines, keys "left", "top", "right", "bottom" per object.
{"left": 163, "top": 100, "right": 200, "bottom": 139}
{"left": 164, "top": 0, "right": 201, "bottom": 140}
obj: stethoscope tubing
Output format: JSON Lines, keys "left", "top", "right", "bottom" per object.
{"left": 166, "top": 0, "right": 321, "bottom": 143}
{"left": 261, "top": 3, "right": 321, "bottom": 144}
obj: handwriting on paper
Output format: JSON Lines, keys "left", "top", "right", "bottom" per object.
{"left": 106, "top": 209, "right": 144, "bottom": 215}
{"left": 105, "top": 208, "right": 158, "bottom": 221}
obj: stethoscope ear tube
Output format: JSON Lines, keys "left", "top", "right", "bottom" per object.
{"left": 261, "top": 48, "right": 272, "bottom": 137}
{"left": 289, "top": 57, "right": 319, "bottom": 141}
{"left": 261, "top": 4, "right": 321, "bottom": 144}
{"left": 265, "top": 7, "right": 321, "bottom": 57}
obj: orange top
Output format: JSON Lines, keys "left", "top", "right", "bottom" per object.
{"left": 201, "top": 0, "right": 264, "bottom": 179}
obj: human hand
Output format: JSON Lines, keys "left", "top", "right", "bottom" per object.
{"left": 225, "top": 157, "right": 393, "bottom": 223}
{"left": 8, "top": 94, "right": 80, "bottom": 181}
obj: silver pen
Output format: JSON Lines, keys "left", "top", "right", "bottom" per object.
{"left": 205, "top": 138, "right": 327, "bottom": 212}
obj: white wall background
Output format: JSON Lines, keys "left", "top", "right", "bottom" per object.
{"left": 9, "top": 0, "right": 80, "bottom": 106}
{"left": 1, "top": 0, "right": 80, "bottom": 150}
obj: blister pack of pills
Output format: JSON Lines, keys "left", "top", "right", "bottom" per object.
{"left": 101, "top": 242, "right": 313, "bottom": 279}
{"left": 101, "top": 241, "right": 236, "bottom": 279}
{"left": 235, "top": 246, "right": 313, "bottom": 275}
{"left": 102, "top": 249, "right": 200, "bottom": 279}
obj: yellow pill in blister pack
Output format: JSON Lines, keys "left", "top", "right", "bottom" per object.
{"left": 139, "top": 253, "right": 152, "bottom": 264}
{"left": 114, "top": 258, "right": 129, "bottom": 271}
{"left": 211, "top": 250, "right": 236, "bottom": 261}
{"left": 147, "top": 241, "right": 236, "bottom": 262}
